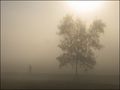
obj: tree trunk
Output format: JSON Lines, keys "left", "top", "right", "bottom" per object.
{"left": 75, "top": 59, "right": 78, "bottom": 76}
{"left": 75, "top": 59, "right": 79, "bottom": 80}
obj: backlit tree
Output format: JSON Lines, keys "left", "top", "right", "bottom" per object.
{"left": 57, "top": 15, "right": 106, "bottom": 77}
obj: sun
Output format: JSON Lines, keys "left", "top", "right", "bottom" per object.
{"left": 67, "top": 1, "right": 104, "bottom": 14}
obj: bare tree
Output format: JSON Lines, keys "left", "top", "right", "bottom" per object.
{"left": 57, "top": 15, "right": 106, "bottom": 77}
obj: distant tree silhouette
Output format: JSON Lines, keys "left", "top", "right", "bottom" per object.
{"left": 57, "top": 15, "right": 106, "bottom": 78}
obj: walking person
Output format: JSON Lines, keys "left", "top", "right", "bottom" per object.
{"left": 29, "top": 64, "right": 32, "bottom": 73}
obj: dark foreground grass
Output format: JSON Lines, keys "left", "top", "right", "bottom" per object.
{"left": 1, "top": 73, "right": 119, "bottom": 89}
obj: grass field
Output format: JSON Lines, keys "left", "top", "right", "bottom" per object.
{"left": 1, "top": 72, "right": 119, "bottom": 89}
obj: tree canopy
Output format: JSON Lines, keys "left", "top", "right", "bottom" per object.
{"left": 57, "top": 15, "right": 106, "bottom": 72}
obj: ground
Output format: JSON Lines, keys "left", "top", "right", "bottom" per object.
{"left": 1, "top": 72, "right": 119, "bottom": 89}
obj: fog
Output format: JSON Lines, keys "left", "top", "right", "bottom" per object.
{"left": 1, "top": 1, "right": 119, "bottom": 89}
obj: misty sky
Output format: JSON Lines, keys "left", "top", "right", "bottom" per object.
{"left": 1, "top": 1, "right": 119, "bottom": 75}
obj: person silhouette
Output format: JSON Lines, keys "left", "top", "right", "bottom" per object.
{"left": 29, "top": 64, "right": 32, "bottom": 73}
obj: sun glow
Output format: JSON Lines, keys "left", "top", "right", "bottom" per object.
{"left": 68, "top": 1, "right": 104, "bottom": 14}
